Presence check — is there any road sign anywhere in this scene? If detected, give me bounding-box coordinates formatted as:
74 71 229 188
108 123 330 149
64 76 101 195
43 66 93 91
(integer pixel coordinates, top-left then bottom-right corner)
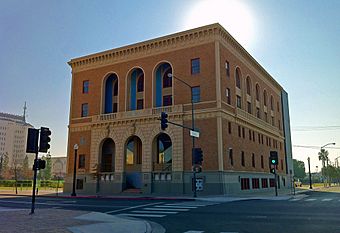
190 130 200 138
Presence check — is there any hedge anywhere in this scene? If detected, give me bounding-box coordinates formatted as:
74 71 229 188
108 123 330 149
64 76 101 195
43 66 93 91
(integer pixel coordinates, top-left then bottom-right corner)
0 180 64 188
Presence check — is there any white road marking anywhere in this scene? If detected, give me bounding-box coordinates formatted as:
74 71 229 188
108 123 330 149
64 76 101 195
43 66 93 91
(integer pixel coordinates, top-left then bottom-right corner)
154 205 197 209
305 198 317 202
118 213 166 218
321 198 332 202
289 199 300 202
105 202 164 214
144 207 189 211
164 203 207 207
183 231 204 233
131 210 178 214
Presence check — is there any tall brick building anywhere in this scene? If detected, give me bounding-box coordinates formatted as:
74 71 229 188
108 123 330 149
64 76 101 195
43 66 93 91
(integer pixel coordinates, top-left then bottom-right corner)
65 23 293 195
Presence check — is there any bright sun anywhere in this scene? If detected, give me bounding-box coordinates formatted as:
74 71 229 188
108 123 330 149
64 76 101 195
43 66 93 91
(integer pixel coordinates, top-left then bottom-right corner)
183 0 256 48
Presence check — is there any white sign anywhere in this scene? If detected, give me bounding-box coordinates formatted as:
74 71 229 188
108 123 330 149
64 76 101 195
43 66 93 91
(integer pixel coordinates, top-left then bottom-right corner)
190 130 200 138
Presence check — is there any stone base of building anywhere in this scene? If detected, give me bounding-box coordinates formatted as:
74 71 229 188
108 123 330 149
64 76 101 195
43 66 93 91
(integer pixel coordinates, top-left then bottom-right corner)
63 171 293 196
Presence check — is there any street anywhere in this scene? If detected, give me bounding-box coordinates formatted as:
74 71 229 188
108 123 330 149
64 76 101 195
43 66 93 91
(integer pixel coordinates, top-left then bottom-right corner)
0 190 339 233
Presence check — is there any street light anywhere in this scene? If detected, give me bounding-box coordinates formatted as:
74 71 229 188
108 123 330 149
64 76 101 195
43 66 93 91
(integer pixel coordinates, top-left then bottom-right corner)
71 144 78 196
167 73 197 197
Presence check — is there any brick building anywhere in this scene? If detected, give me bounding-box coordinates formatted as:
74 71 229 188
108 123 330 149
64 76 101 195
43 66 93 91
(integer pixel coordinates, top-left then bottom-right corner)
65 23 293 195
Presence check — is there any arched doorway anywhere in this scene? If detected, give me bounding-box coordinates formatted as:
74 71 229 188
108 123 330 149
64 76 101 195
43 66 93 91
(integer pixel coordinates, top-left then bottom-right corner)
101 138 115 172
124 136 142 189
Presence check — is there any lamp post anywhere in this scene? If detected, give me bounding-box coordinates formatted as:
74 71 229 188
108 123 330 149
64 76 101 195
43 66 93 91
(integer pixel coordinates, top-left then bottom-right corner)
71 144 78 196
168 73 197 197
320 142 335 187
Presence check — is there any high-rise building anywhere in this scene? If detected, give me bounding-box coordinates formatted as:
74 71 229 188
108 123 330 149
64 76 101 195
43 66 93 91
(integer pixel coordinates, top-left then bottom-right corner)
65 23 293 195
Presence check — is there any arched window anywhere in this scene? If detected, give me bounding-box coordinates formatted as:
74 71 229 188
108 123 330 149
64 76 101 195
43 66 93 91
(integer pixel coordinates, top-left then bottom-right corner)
104 74 118 114
255 84 260 101
128 69 144 111
125 136 142 165
154 63 173 107
246 76 251 95
270 95 274 110
263 90 267 106
235 68 241 89
137 74 144 92
153 133 172 169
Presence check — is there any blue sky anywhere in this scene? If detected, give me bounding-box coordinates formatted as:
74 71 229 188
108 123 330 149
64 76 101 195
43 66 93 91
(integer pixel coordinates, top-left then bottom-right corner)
1 0 339 171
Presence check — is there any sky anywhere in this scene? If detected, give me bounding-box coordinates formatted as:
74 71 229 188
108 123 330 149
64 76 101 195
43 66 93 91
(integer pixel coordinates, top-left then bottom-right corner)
0 0 339 172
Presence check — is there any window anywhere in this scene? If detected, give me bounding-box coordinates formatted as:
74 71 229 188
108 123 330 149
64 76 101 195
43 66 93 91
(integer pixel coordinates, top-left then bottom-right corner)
228 122 232 134
252 153 255 168
246 77 251 95
241 151 245 166
269 178 275 187
81 103 88 117
238 125 241 137
83 80 89 93
263 90 267 106
235 68 241 89
163 71 172 88
249 129 252 140
226 88 231 104
236 95 242 108
163 95 172 106
281 159 284 170
225 61 230 77
78 154 85 169
277 101 280 112
261 155 264 168
264 112 268 122
278 119 281 130
192 86 200 103
255 84 260 101
113 103 118 113
137 75 144 92
229 148 233 166
137 99 144 110
270 96 274 110
253 131 255 142
261 178 268 188
256 107 260 118
76 179 84 190
272 116 275 126
241 178 250 190
247 102 252 114
252 178 260 189
242 127 245 138
191 58 200 74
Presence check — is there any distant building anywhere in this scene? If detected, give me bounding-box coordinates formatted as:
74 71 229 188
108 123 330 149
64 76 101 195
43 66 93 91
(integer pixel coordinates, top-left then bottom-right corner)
0 111 34 169
66 23 293 195
51 156 67 179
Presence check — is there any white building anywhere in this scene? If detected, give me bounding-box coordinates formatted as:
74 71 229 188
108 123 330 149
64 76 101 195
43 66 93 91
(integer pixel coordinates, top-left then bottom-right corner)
0 112 34 168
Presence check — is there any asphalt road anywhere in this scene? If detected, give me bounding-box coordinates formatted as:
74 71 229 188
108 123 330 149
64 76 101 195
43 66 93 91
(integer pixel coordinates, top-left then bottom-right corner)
0 190 339 233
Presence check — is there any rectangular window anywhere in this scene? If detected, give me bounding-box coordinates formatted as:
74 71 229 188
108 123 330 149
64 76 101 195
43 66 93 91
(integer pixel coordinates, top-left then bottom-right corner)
256 107 260 118
236 95 242 108
81 103 88 117
163 95 172 106
281 159 284 170
261 178 268 188
241 151 245 166
269 178 275 187
247 102 252 114
225 61 230 77
76 179 84 190
226 88 231 104
253 131 255 142
78 154 85 169
238 125 241 137
113 103 118 113
241 178 250 190
137 99 144 110
83 80 89 93
229 148 233 166
228 122 232 134
249 129 252 140
191 58 200 74
272 116 275 126
278 119 281 130
192 86 200 103
252 178 260 189
252 153 255 168
261 155 264 168
264 112 268 122
242 127 245 138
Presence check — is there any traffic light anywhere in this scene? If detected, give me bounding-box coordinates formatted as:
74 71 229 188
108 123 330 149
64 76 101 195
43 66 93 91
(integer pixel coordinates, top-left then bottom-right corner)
160 112 168 130
26 128 39 153
269 151 278 165
39 127 51 153
33 159 46 170
193 148 203 165
270 168 275 174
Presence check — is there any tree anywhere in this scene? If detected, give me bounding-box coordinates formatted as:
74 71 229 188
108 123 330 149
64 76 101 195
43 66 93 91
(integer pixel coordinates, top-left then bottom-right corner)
22 155 33 179
318 149 329 186
293 159 306 180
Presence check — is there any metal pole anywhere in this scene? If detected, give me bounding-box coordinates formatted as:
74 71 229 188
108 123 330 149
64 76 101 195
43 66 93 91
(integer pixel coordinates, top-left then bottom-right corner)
71 148 77 196
274 165 278 196
308 157 312 189
30 151 38 214
191 88 197 198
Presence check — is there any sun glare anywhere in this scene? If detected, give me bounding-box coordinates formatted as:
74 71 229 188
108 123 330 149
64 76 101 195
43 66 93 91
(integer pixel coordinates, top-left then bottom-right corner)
183 0 256 48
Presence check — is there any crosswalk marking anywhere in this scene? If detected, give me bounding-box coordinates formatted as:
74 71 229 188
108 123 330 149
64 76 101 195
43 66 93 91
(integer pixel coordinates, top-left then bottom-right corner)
144 207 190 211
131 210 178 214
154 205 198 209
321 198 332 202
119 213 166 218
164 203 207 207
305 198 317 202
289 199 300 202
183 231 204 233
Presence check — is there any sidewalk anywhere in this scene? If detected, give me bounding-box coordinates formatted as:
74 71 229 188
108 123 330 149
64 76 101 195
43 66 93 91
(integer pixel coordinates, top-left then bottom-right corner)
0 207 161 233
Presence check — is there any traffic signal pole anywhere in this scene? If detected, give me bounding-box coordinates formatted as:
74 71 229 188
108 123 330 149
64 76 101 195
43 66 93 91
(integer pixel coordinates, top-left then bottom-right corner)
30 151 39 214
274 165 278 197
